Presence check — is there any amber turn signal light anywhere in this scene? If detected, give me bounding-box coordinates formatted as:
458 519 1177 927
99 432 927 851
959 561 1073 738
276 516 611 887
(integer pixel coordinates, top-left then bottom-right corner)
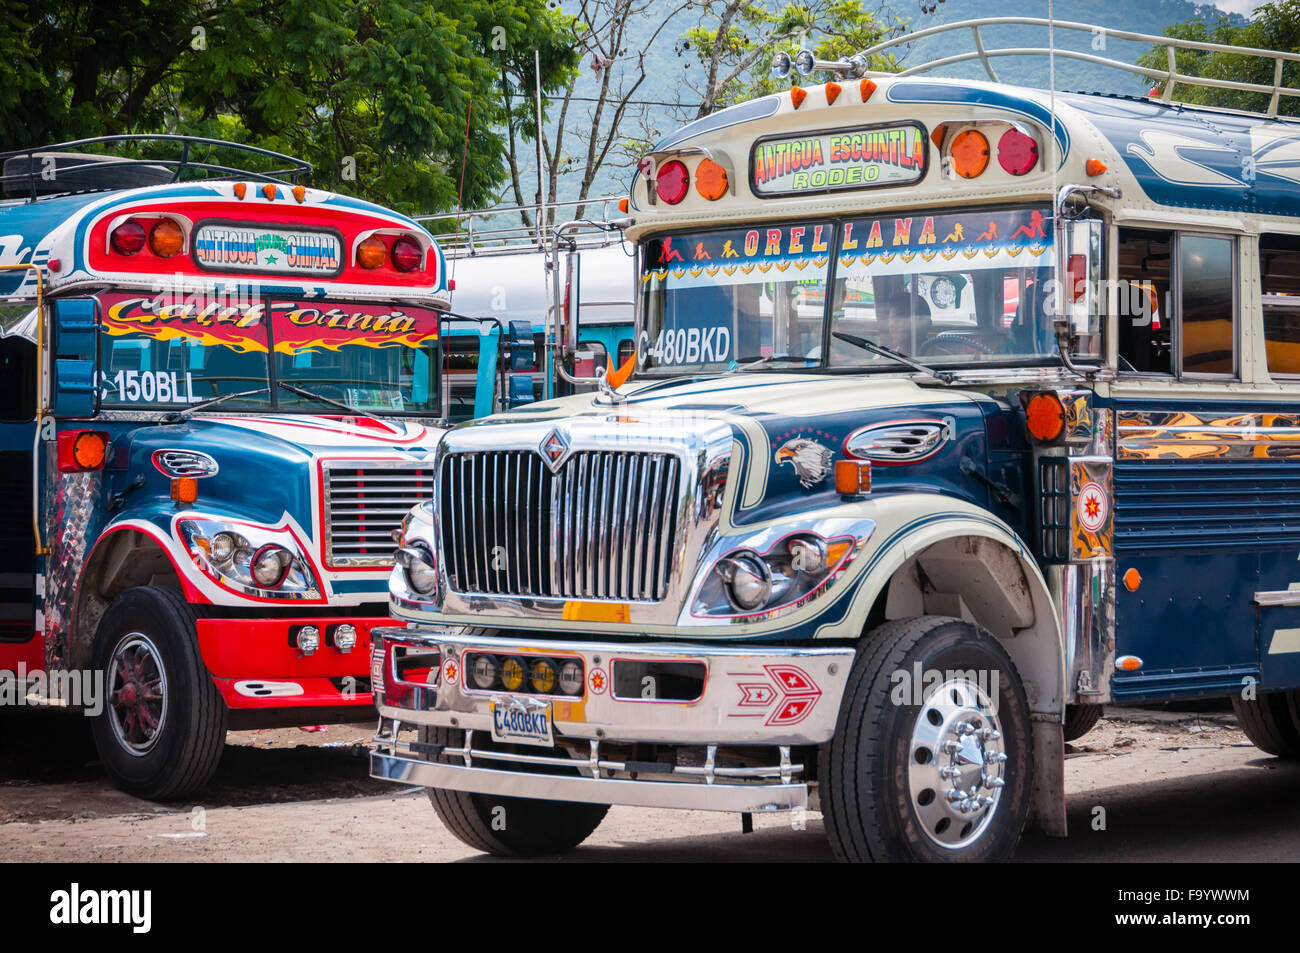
1025 392 1066 443
148 219 184 258
835 459 872 497
951 129 990 179
357 236 387 269
695 158 728 201
57 430 109 473
1123 567 1142 591
170 477 198 504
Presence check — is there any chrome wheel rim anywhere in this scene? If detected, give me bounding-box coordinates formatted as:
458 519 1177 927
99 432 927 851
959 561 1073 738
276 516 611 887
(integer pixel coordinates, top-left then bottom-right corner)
107 633 168 756
907 676 1007 850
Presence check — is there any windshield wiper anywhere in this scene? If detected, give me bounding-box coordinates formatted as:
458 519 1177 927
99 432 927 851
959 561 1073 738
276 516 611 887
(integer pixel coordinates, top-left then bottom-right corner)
276 381 364 417
163 387 271 422
831 331 949 382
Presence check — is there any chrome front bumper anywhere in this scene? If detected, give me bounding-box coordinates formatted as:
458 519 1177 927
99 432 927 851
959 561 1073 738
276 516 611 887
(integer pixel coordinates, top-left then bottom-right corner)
369 626 856 812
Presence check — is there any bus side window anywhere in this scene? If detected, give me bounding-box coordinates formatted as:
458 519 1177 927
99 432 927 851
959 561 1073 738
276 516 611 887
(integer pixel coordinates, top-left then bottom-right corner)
1117 228 1172 374
0 336 36 422
1180 234 1235 375
1260 234 1300 377
1118 229 1235 377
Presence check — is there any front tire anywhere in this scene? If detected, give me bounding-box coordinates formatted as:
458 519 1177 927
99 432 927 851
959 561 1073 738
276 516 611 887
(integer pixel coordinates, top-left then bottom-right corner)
1232 691 1300 757
822 616 1033 862
421 726 608 857
89 586 226 800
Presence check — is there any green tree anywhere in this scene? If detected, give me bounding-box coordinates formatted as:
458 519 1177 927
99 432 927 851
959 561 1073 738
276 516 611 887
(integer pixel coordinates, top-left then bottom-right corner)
1137 1 1300 117
0 0 576 213
680 0 906 119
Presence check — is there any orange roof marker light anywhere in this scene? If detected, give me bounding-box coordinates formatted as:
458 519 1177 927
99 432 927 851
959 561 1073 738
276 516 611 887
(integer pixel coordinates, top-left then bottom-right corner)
262 183 277 200
825 82 841 105
951 129 990 178
695 157 728 201
790 86 807 109
1086 158 1108 177
859 79 877 101
232 182 247 200
292 185 306 203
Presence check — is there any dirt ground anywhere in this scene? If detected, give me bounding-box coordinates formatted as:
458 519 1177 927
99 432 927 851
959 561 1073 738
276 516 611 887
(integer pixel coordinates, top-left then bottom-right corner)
2 704 1298 861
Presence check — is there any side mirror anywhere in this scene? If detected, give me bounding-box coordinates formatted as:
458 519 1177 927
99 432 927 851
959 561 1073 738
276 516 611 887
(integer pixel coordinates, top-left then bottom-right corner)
507 373 534 408
507 320 535 371
50 297 98 418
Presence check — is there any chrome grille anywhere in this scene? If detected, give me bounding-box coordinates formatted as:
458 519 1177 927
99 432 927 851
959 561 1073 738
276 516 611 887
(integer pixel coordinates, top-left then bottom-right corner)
440 450 680 601
324 464 435 566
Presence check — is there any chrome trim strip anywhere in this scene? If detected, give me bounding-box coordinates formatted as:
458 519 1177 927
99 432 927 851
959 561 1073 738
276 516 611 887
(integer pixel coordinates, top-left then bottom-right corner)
1254 590 1300 607
370 752 808 812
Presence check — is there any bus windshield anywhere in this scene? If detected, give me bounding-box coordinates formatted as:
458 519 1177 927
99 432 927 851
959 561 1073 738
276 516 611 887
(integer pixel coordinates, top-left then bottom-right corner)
638 206 1067 375
97 293 440 415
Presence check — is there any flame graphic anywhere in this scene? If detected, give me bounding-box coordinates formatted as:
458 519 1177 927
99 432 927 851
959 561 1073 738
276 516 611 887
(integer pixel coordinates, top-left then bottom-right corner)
98 294 439 355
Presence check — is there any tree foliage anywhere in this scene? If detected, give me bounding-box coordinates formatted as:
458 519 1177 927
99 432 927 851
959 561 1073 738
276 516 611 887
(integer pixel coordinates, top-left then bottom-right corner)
0 0 577 213
680 0 905 118
1137 1 1300 116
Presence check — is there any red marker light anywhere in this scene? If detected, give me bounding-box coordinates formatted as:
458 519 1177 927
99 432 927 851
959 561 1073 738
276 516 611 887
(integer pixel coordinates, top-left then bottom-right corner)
656 160 689 205
997 127 1038 176
390 235 424 272
110 219 147 255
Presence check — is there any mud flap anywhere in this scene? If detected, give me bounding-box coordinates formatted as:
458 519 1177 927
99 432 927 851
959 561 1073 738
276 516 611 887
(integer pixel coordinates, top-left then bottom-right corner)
1027 714 1067 836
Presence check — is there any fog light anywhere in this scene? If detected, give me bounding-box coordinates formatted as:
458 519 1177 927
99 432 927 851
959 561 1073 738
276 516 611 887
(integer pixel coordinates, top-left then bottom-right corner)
529 658 557 694
333 624 356 653
501 657 526 692
296 625 321 655
558 660 583 696
471 654 499 690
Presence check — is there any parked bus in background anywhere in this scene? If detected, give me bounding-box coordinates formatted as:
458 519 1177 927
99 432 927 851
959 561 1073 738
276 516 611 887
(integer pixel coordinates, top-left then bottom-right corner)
419 199 635 423
368 20 1300 862
0 136 450 799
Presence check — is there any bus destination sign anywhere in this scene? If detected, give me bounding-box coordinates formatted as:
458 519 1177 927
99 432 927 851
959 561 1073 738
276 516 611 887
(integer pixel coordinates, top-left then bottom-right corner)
749 122 927 197
193 224 343 277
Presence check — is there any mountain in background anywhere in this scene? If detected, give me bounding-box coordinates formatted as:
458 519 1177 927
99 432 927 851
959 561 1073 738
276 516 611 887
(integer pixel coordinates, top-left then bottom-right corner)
882 0 1245 94
497 0 1249 218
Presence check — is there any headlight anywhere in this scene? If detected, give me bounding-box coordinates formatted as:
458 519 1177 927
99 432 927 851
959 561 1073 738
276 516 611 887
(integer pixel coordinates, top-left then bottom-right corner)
395 542 438 595
695 531 860 619
252 544 293 587
179 519 320 599
715 553 773 611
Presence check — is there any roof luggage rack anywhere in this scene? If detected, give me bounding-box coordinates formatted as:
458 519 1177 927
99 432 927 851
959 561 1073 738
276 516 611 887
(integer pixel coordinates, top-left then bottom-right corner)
418 196 626 259
0 134 312 201
788 17 1300 119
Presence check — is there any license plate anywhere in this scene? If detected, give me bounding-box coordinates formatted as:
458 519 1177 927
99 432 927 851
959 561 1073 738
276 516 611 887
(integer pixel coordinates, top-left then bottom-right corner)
489 698 554 747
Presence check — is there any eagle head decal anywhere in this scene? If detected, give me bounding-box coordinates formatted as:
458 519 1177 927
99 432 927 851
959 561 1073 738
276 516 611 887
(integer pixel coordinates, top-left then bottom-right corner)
775 438 833 488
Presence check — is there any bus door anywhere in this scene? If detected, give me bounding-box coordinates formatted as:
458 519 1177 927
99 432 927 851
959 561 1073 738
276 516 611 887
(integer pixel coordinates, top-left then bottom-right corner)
1112 228 1260 699
0 302 37 647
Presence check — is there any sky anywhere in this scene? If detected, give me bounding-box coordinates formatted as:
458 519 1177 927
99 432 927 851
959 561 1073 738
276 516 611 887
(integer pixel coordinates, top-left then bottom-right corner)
1211 0 1267 13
